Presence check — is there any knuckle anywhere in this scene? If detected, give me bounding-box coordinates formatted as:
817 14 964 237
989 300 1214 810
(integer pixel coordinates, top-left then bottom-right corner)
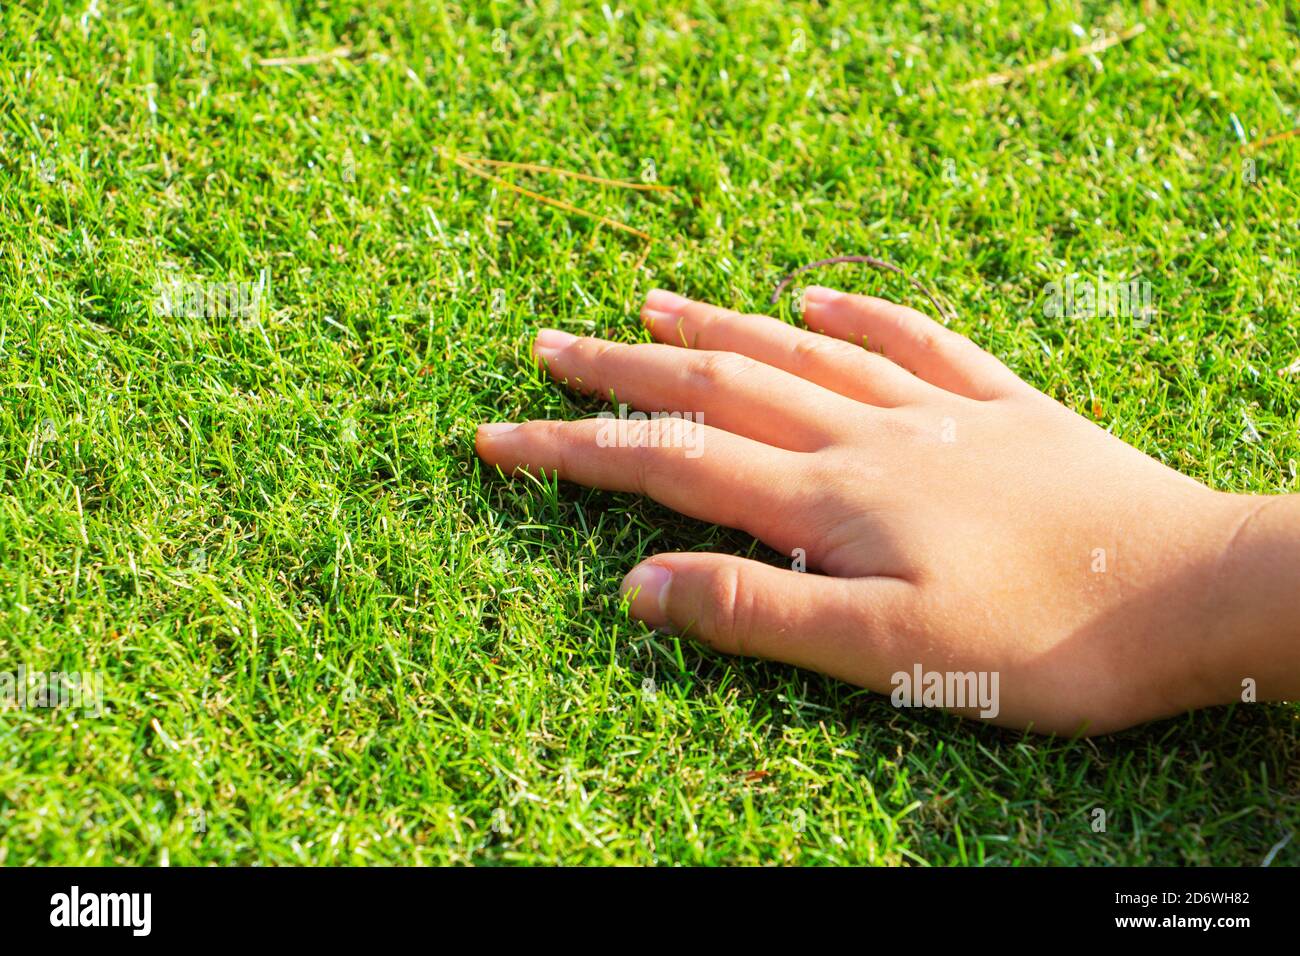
621 421 672 494
703 564 750 651
586 338 624 364
622 416 655 447
505 420 564 477
791 333 852 367
628 441 655 496
908 324 950 359
683 305 728 347
688 350 754 390
538 421 575 473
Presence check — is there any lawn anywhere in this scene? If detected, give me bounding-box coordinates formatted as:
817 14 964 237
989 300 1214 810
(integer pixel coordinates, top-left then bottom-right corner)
1 0 1297 865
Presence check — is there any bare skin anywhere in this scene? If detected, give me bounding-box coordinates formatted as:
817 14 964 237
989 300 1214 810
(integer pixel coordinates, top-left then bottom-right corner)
476 286 1300 735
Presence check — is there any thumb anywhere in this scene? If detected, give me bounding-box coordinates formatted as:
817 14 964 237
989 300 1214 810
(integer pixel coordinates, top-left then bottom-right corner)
619 552 908 688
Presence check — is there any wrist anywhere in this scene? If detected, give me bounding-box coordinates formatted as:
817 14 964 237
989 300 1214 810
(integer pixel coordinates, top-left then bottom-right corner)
1192 492 1300 707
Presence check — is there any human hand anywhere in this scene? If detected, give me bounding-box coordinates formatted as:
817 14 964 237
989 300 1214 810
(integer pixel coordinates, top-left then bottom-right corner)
476 287 1300 734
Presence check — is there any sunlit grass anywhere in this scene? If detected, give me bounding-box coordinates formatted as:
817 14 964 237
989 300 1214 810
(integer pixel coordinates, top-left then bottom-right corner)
0 0 1297 865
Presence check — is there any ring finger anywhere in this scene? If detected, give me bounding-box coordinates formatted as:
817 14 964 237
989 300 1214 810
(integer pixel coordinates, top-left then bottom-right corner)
532 329 860 452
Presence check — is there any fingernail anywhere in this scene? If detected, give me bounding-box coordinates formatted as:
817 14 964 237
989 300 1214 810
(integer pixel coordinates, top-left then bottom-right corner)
620 562 672 628
477 422 520 439
642 288 691 326
534 328 577 360
802 286 841 310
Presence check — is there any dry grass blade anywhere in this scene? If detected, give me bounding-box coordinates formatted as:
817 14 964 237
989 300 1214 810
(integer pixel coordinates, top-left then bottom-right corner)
257 46 352 68
457 156 673 193
769 255 958 323
452 154 654 242
956 23 1146 92
1243 128 1300 153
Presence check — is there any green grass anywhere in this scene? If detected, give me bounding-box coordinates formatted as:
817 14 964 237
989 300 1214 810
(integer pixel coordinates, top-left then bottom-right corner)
1 0 1298 865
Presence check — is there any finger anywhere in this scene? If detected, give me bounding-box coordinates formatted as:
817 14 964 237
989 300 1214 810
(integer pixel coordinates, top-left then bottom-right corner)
639 288 933 407
801 286 1028 400
620 552 913 690
475 418 814 553
531 329 858 452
